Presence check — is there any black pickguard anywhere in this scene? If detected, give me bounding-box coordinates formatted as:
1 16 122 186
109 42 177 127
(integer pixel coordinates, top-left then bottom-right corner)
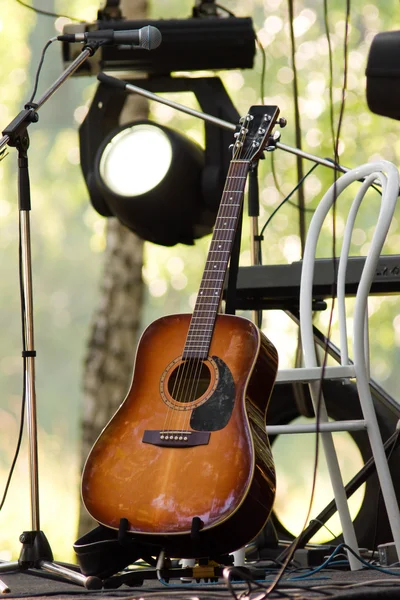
190 356 235 431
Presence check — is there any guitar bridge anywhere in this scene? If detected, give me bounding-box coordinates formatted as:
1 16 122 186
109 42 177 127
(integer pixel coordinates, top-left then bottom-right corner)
142 430 210 448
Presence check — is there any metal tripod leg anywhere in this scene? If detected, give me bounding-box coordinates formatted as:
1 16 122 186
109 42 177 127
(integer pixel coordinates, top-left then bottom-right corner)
0 143 102 591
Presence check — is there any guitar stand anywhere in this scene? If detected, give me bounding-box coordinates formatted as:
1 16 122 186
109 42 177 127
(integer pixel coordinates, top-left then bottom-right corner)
74 517 238 587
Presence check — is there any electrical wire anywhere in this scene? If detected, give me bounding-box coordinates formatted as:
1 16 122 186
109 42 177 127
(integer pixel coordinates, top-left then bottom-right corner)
213 2 266 104
27 37 57 105
293 543 400 579
215 4 235 17
0 25 65 513
255 36 266 106
245 3 354 594
287 0 306 253
369 427 400 561
323 0 336 154
15 0 86 22
259 163 319 238
0 215 27 512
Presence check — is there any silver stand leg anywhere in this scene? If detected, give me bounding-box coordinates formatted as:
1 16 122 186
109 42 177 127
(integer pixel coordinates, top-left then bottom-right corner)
0 189 102 591
0 45 104 591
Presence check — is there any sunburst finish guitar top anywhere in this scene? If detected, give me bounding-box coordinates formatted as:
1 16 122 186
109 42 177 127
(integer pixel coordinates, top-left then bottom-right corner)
81 106 281 558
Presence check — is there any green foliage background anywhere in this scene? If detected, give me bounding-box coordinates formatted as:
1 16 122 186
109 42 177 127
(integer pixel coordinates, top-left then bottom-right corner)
0 0 399 560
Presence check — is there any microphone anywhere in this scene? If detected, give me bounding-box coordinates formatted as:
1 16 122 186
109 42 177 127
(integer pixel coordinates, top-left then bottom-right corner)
57 25 162 50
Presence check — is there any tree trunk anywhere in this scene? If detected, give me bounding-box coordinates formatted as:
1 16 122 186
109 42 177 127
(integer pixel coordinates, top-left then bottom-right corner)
77 0 148 539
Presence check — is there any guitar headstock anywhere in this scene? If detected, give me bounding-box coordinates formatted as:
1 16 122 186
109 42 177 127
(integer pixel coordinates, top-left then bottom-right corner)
232 105 283 162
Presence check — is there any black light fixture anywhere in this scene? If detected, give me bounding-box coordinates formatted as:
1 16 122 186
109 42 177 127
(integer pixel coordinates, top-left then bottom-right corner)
366 30 400 121
91 119 207 246
62 16 256 76
79 76 240 246
74 0 255 245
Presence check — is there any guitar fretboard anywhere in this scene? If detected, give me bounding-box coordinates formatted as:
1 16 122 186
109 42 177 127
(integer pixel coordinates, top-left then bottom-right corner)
182 160 250 360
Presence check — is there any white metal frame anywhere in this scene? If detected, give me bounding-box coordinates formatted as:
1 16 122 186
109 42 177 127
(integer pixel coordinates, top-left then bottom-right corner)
267 161 400 569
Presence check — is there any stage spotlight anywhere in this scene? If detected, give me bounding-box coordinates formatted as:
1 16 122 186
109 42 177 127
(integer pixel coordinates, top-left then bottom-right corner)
98 122 174 197
89 119 212 246
79 75 240 247
366 30 400 120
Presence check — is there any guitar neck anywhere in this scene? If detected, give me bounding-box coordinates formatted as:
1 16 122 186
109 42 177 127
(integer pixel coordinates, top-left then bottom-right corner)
183 159 250 360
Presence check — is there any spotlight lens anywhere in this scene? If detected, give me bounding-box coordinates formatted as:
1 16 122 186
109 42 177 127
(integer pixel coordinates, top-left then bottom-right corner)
99 124 173 197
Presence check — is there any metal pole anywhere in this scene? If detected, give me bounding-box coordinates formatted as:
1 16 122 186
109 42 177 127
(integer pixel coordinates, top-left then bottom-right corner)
114 77 349 173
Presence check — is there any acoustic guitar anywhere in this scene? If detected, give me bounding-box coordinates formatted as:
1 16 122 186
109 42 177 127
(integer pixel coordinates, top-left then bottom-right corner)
81 106 280 559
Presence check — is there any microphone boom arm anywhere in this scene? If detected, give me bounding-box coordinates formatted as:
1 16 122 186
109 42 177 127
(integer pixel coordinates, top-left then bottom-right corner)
97 72 349 174
0 45 95 152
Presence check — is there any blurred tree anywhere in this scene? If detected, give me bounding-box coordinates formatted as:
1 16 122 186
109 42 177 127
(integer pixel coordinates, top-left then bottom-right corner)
77 0 148 537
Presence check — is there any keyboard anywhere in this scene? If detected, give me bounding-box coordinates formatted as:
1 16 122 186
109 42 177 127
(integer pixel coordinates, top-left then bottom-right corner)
226 255 400 310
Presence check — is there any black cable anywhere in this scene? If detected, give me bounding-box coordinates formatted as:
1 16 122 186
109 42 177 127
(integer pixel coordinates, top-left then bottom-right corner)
0 373 26 512
369 427 400 561
323 0 336 154
255 36 266 105
214 3 266 105
320 0 351 378
259 163 319 238
0 214 27 512
231 393 324 597
287 0 306 255
15 0 85 22
215 3 235 17
27 38 55 104
259 3 353 588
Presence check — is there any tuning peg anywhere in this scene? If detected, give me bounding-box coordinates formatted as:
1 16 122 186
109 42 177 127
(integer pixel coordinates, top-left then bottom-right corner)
265 131 281 152
278 117 287 128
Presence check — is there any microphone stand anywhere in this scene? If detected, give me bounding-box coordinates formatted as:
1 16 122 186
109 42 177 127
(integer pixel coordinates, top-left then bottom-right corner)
0 42 104 591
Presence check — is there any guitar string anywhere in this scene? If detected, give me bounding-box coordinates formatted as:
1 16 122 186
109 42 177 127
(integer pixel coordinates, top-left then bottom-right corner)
170 159 240 435
162 115 267 438
170 120 260 436
178 118 267 436
181 129 254 433
183 140 260 429
178 157 246 434
178 133 253 435
158 155 242 435
165 152 245 435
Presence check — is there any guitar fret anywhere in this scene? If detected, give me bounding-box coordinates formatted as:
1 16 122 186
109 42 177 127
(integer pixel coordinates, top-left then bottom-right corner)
185 344 211 348
182 144 254 358
188 329 216 344
200 279 224 282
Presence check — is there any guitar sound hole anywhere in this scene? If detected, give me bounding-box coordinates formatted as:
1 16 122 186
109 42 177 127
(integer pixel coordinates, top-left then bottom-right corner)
167 360 211 404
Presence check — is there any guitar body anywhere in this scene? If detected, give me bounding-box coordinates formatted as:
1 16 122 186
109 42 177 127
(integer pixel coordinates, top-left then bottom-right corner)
82 313 278 558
